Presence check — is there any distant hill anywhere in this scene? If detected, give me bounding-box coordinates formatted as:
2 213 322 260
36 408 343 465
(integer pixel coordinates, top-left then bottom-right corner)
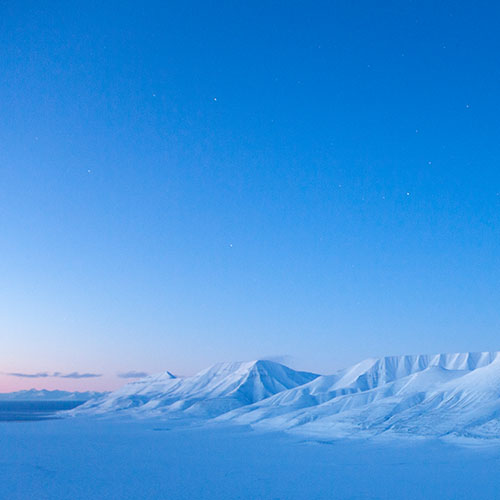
0 389 106 401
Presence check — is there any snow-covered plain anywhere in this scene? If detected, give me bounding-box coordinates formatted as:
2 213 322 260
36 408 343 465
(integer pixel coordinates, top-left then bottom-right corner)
2 417 500 500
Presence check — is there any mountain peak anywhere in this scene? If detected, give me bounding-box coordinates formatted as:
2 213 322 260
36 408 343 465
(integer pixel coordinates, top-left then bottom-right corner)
72 359 318 417
220 350 500 439
68 351 500 440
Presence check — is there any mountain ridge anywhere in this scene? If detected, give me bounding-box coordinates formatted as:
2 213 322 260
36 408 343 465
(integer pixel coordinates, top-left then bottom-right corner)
0 389 105 401
68 352 500 440
71 359 319 417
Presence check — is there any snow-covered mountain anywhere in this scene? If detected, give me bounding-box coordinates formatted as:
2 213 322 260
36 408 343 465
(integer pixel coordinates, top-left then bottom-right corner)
0 389 105 401
220 352 500 439
72 360 319 417
69 352 500 440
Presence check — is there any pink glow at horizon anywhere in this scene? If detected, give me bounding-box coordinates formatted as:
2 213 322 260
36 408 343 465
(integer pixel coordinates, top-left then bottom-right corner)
0 374 124 394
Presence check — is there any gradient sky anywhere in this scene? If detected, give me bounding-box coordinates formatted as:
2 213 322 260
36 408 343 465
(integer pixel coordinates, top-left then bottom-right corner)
1 1 500 391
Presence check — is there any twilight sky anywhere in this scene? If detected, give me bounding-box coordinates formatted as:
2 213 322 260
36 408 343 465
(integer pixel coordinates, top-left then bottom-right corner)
1 1 500 391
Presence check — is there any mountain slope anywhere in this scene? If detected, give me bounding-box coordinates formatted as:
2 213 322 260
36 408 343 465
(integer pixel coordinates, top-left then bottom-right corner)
220 352 500 439
70 352 500 440
73 360 319 417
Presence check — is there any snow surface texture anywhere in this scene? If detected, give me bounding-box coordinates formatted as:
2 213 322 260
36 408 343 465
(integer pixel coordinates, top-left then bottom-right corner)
0 389 104 401
3 418 500 500
70 353 500 440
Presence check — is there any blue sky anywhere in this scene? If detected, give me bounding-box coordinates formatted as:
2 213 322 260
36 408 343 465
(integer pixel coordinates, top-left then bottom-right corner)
1 1 500 390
